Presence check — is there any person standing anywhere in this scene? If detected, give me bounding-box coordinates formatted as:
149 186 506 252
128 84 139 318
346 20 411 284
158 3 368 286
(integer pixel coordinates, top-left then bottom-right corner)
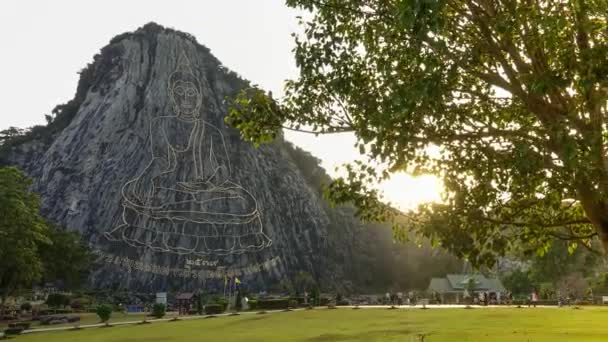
531 290 539 307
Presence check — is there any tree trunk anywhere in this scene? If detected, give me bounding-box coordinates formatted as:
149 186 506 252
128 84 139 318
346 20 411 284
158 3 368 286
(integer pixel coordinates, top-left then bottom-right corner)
595 219 608 253
0 295 6 321
578 189 608 251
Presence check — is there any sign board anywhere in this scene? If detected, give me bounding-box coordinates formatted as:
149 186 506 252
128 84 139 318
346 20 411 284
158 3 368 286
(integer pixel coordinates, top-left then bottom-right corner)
156 292 167 305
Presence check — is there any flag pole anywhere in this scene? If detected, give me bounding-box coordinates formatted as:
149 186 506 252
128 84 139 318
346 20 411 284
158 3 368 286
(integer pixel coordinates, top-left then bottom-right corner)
223 273 228 303
228 277 233 311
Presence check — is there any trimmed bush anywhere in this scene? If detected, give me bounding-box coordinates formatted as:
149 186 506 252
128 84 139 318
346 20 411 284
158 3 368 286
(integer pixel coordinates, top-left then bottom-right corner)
257 299 289 310
46 293 71 308
289 296 305 305
152 303 166 318
195 295 204 315
248 299 258 311
205 304 224 315
53 309 73 314
96 304 113 323
67 316 81 323
9 322 31 330
40 315 70 325
70 298 91 311
4 327 24 335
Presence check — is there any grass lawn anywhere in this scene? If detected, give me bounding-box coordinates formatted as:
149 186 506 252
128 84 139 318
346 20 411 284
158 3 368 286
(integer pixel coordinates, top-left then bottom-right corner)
12 307 608 341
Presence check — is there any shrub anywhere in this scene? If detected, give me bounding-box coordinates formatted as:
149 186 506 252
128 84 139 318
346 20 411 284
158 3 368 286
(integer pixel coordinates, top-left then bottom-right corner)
20 302 32 311
215 297 228 310
54 308 73 314
248 299 258 311
9 322 31 330
70 299 84 310
288 299 299 308
67 316 81 323
46 293 70 308
4 327 24 335
257 299 289 310
96 304 113 323
235 291 243 311
195 295 204 315
289 296 305 305
205 304 224 315
152 303 166 318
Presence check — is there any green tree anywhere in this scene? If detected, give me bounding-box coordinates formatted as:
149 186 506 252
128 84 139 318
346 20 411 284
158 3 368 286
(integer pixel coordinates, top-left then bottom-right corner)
38 225 91 290
0 167 90 317
525 240 598 285
293 271 317 294
0 167 50 316
96 304 113 324
227 0 608 265
0 127 25 144
235 291 243 311
195 292 204 315
502 269 535 296
152 303 166 318
46 293 71 308
20 302 32 312
590 272 608 295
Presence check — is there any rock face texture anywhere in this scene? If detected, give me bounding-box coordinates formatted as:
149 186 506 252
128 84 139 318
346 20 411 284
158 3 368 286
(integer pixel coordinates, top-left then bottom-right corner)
3 23 368 292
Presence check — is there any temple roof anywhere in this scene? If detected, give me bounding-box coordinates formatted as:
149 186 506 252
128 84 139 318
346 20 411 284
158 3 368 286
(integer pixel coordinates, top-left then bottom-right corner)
429 274 506 293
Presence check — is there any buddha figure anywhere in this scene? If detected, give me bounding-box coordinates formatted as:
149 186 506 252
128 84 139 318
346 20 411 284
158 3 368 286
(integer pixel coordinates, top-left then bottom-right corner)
105 53 272 256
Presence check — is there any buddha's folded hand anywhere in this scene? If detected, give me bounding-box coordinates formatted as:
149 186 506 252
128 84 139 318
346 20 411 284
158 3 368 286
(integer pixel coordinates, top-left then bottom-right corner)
125 191 145 207
177 179 213 192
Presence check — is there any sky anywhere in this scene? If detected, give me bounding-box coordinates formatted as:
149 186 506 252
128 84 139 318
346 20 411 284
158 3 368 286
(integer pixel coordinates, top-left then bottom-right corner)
0 0 441 210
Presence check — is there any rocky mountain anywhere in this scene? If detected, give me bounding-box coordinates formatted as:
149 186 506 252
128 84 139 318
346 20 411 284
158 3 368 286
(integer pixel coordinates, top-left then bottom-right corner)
2 23 460 293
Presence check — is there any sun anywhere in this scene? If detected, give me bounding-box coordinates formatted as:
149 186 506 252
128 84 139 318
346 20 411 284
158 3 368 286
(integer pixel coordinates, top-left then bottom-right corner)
378 173 443 211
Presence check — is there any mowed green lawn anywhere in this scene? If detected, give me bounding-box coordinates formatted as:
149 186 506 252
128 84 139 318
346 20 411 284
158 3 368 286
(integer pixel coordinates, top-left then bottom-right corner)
14 307 608 342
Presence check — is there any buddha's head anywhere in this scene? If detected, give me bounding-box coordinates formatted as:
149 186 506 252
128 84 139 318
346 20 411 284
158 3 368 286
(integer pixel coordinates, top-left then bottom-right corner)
168 53 202 120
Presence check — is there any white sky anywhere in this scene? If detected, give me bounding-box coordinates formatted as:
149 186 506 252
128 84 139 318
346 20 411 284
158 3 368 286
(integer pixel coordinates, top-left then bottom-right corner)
0 0 441 210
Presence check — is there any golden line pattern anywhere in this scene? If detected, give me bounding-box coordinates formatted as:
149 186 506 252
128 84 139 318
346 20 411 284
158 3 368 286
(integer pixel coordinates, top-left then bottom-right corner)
105 52 272 256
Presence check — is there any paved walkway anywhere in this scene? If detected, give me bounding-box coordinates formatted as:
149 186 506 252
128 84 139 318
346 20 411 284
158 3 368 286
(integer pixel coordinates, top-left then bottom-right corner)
21 309 298 334
20 304 550 334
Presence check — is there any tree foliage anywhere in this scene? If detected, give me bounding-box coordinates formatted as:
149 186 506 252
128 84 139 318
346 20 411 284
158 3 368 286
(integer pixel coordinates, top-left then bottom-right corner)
0 167 50 311
96 304 113 323
227 0 608 266
152 303 166 318
46 293 71 308
0 166 90 315
281 140 462 291
501 269 535 296
38 224 91 289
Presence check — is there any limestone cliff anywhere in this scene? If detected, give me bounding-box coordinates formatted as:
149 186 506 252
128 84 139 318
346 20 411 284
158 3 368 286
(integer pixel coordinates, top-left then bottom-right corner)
2 23 364 291
3 23 460 292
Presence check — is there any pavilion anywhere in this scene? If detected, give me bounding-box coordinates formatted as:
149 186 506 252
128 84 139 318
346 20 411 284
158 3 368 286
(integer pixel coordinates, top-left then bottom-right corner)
428 274 506 304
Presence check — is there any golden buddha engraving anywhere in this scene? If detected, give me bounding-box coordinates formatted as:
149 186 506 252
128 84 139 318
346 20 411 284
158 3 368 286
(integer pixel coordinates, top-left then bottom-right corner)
105 52 272 256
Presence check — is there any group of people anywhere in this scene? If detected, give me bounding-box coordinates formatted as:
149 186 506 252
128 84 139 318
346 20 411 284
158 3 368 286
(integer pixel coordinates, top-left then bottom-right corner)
383 291 418 306
465 290 514 305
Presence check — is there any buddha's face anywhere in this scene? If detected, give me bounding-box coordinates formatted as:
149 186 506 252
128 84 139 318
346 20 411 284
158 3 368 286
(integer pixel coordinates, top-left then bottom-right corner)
171 80 200 117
